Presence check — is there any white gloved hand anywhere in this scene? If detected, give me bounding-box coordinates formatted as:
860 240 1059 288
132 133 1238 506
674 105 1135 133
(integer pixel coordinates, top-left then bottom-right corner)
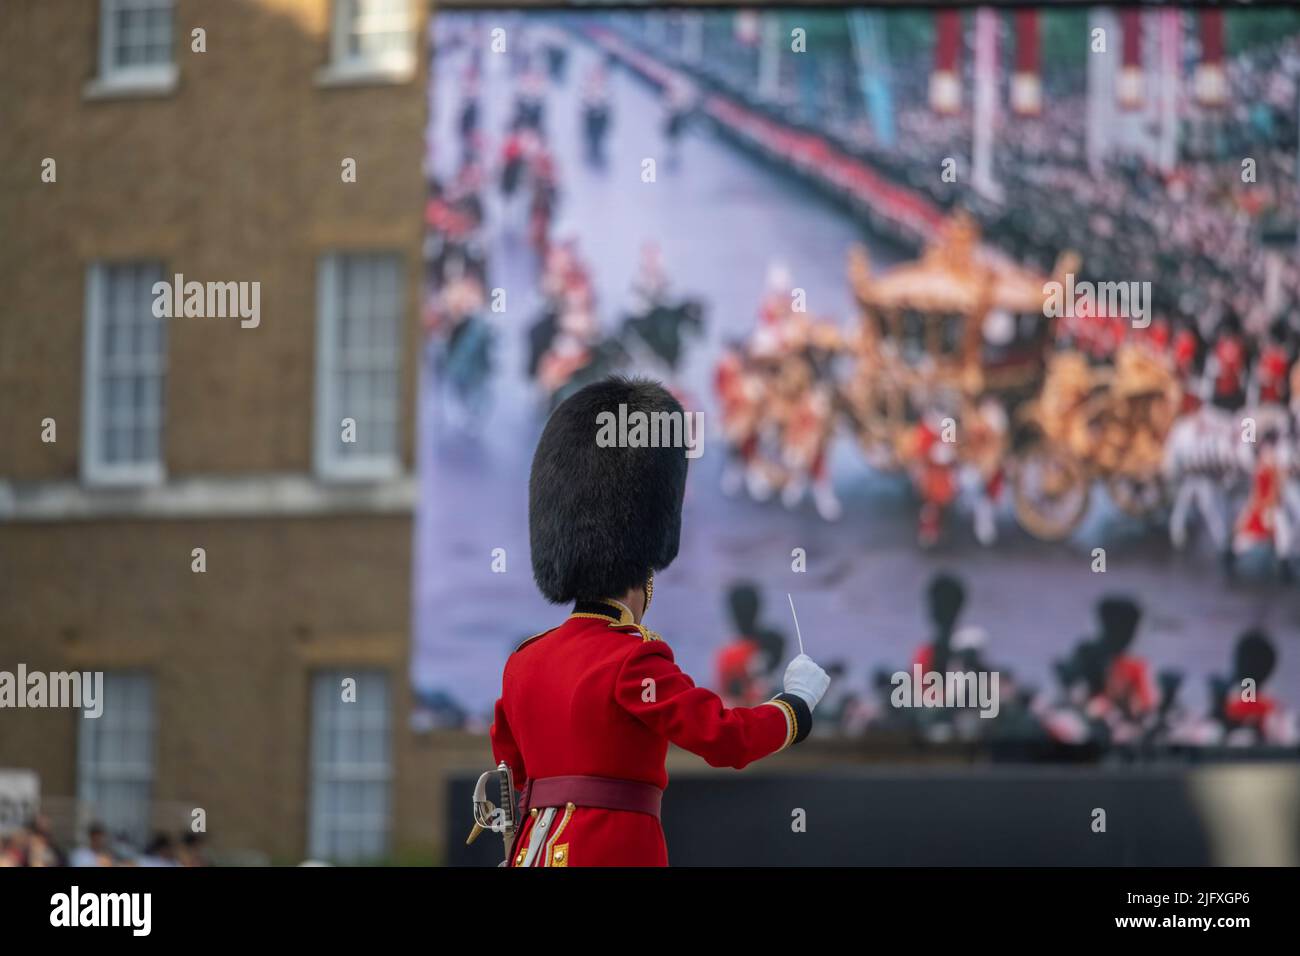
783 653 831 710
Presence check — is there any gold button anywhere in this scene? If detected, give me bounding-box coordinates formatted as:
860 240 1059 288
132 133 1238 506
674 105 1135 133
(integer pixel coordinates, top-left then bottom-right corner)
554 850 565 861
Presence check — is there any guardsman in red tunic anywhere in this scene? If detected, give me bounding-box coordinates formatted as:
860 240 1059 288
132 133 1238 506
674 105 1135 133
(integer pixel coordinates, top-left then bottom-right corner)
909 412 958 548
1171 324 1203 414
491 377 831 866
1253 323 1291 407
1206 313 1248 411
1233 431 1289 577
1221 629 1282 740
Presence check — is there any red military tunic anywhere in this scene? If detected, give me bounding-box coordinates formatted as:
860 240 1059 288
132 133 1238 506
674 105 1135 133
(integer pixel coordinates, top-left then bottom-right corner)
490 599 803 866
1257 344 1290 405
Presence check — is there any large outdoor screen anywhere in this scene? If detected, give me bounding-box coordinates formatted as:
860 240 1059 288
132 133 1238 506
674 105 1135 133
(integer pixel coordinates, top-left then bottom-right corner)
413 8 1300 752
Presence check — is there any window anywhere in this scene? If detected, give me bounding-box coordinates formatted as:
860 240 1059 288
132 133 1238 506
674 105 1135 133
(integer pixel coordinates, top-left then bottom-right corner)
308 671 392 863
314 253 403 480
82 262 168 486
324 0 414 81
94 0 177 92
77 673 155 848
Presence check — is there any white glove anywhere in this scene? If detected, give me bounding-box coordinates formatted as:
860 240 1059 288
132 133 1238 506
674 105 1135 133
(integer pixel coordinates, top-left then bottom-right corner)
783 654 831 710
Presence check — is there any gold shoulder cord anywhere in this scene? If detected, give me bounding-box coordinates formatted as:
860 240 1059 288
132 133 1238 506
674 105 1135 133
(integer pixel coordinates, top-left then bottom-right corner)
638 572 660 641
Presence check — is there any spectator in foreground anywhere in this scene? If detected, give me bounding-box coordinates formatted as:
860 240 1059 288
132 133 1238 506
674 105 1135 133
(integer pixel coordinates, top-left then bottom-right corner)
22 822 60 867
24 814 66 866
69 822 114 867
137 832 178 867
179 831 211 867
0 833 23 866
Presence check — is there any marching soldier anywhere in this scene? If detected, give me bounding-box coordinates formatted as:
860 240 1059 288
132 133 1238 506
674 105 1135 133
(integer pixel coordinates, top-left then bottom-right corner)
490 377 831 866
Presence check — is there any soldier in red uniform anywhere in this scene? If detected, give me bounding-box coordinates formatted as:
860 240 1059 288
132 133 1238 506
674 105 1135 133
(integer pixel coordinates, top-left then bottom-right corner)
1219 629 1284 741
1252 322 1292 407
1233 430 1291 579
491 378 831 866
1170 322 1203 414
1205 312 1248 411
909 411 958 548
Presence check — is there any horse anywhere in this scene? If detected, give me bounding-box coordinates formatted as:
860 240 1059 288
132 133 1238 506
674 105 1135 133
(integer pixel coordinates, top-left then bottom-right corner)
619 297 706 374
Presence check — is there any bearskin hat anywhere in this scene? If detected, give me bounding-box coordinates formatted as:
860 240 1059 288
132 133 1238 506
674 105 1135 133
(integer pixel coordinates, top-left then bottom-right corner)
529 377 689 604
1233 628 1276 684
1097 595 1142 653
727 582 761 634
926 572 966 631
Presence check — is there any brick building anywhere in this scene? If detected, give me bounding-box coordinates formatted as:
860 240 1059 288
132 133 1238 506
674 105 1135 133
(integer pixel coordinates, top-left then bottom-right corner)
0 0 459 863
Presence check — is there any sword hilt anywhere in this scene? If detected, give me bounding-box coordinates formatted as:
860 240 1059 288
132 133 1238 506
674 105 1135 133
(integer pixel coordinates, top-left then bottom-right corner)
496 760 516 832
471 762 518 863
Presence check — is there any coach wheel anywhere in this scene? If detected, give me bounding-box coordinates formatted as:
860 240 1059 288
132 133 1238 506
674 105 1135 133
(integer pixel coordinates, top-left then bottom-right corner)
1013 442 1091 540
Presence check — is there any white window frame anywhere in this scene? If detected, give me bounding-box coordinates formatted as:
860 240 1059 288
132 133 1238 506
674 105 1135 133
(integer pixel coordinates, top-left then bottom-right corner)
308 670 393 863
82 262 168 488
77 672 156 848
318 0 415 86
88 0 178 97
314 252 404 482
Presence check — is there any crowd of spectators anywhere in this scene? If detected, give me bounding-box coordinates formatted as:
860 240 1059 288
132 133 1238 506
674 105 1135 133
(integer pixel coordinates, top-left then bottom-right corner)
639 20 1300 346
0 816 210 867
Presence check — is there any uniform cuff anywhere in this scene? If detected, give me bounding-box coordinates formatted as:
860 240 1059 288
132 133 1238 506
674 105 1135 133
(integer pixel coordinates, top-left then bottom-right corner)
771 693 813 747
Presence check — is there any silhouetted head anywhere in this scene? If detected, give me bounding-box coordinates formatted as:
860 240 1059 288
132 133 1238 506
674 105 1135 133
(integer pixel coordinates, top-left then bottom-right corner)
1269 319 1290 346
1233 628 1277 686
727 582 761 633
87 823 107 851
145 833 174 859
1097 596 1142 655
927 573 966 634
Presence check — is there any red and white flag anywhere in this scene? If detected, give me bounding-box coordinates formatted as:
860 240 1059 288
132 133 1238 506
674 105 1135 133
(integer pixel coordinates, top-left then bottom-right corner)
930 10 962 115
1194 11 1227 108
1118 9 1144 111
1011 11 1042 117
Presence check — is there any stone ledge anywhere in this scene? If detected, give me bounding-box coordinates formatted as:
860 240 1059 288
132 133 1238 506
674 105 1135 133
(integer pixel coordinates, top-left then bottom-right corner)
0 473 416 522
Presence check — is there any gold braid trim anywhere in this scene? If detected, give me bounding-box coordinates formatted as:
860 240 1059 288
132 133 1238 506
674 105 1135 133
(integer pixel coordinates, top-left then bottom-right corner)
764 699 798 750
544 803 575 867
569 598 636 626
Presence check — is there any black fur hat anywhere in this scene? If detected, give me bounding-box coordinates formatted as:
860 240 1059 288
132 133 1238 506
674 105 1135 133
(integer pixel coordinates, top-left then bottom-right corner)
529 377 689 604
727 582 761 633
1097 596 1142 653
1233 628 1276 684
926 572 966 630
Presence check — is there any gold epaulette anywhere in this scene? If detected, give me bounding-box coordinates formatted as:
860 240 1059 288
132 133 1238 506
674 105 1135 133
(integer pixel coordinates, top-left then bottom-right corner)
514 628 556 653
610 622 663 643
633 624 662 643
